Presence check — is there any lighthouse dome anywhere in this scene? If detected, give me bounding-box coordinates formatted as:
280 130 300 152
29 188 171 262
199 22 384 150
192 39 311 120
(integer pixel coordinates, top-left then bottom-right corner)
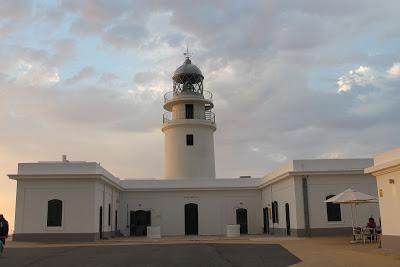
173 58 204 84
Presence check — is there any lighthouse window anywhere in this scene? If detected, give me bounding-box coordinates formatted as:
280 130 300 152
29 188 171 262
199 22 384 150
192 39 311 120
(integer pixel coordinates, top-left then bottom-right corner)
186 134 194 146
185 104 194 119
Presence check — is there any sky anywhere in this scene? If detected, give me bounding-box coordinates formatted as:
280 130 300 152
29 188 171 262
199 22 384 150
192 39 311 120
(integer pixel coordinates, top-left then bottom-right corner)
1 0 400 231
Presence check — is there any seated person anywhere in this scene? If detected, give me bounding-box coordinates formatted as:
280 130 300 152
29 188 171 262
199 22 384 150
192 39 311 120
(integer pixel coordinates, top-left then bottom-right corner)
367 217 376 228
366 217 378 241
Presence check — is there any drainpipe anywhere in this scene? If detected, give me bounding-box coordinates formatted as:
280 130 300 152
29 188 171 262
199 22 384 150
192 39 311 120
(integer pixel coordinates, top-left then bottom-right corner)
103 183 106 237
111 188 113 234
302 176 311 237
271 185 274 235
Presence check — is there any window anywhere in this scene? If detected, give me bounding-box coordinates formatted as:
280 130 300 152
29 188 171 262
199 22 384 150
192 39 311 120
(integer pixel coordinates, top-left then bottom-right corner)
108 204 111 226
185 104 194 119
272 201 279 224
186 134 193 146
326 195 342 222
47 199 62 227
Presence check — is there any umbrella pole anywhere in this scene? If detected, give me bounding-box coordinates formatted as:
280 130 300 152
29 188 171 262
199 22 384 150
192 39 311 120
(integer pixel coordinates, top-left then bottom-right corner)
355 203 358 227
350 204 356 242
350 204 354 228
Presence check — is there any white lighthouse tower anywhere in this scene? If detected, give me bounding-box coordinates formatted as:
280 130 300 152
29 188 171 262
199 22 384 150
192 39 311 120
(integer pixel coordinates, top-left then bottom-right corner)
162 52 216 180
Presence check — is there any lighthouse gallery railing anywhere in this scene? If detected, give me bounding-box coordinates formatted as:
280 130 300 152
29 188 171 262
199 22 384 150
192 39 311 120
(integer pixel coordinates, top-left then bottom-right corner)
163 110 215 124
164 90 213 103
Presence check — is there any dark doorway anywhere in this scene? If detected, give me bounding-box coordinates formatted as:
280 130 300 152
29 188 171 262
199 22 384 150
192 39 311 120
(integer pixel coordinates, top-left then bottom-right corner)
115 210 118 236
236 208 248 234
263 207 270 234
185 104 194 119
130 210 151 236
99 206 103 239
185 203 198 235
325 195 342 222
285 203 291 236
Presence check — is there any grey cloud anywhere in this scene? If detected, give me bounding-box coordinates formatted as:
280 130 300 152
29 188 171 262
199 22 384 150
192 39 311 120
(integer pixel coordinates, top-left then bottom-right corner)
134 72 161 85
50 39 76 65
0 0 33 19
64 66 96 84
102 23 149 50
69 17 107 36
99 72 119 83
1 0 400 179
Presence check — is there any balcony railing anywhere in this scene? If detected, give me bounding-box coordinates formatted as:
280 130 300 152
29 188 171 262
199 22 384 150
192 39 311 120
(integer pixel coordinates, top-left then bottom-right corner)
163 110 216 124
164 90 213 104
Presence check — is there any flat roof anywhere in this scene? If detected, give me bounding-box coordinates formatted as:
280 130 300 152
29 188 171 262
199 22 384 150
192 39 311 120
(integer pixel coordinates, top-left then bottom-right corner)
259 158 373 187
10 158 373 191
365 147 400 174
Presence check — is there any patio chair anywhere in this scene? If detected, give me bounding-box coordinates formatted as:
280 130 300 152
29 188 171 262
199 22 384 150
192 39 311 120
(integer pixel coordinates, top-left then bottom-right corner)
371 228 380 243
353 227 363 242
362 227 375 244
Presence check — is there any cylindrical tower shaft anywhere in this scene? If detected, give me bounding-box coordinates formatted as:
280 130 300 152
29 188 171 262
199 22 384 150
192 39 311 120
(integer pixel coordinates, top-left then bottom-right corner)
162 55 216 180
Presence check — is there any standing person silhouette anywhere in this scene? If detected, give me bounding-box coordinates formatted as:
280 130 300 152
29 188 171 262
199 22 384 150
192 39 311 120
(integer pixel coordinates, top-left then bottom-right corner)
0 214 9 255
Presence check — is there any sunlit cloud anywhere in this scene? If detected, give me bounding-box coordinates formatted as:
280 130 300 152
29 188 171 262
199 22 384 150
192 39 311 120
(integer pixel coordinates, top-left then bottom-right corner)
337 66 374 93
1 0 400 233
387 62 400 78
12 60 60 86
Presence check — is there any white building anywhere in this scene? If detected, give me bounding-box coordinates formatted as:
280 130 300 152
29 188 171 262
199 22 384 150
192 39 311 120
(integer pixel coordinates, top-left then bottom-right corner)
365 148 400 251
9 55 380 242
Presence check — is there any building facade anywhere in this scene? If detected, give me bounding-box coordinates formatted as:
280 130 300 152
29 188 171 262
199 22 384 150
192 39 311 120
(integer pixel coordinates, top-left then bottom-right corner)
365 148 400 251
8 55 381 242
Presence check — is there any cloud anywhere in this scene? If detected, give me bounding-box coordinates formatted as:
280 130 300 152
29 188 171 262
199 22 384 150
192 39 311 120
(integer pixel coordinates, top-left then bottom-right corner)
99 72 118 84
64 66 96 84
102 23 149 50
1 0 400 180
50 39 76 65
2 1 400 232
133 71 170 94
337 66 375 93
12 60 60 86
0 0 32 19
387 62 400 78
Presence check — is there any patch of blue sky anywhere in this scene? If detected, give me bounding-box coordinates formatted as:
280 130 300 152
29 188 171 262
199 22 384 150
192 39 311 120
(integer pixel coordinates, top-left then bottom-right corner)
307 31 396 93
60 36 145 90
307 67 342 93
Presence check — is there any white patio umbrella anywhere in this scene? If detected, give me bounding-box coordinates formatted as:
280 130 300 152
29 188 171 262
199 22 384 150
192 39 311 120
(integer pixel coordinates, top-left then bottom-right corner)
324 188 378 228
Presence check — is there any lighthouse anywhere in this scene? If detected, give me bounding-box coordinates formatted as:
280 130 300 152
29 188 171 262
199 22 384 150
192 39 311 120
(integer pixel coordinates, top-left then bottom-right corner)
162 52 216 179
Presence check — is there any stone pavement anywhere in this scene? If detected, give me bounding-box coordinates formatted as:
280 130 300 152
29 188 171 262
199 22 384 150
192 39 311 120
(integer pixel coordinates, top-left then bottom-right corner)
1 235 400 267
1 243 300 267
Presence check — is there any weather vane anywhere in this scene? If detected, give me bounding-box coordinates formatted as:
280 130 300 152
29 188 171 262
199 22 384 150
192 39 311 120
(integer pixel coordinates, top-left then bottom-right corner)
184 46 191 59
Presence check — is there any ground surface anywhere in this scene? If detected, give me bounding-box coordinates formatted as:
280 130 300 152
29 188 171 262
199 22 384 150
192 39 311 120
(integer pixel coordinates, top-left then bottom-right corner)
1 235 400 267
1 243 299 267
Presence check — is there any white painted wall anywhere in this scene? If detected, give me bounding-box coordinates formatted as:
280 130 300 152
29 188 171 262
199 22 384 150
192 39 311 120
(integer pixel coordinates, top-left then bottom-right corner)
163 125 216 179
14 179 96 234
171 102 206 120
261 176 299 231
119 189 261 236
11 158 381 239
163 95 216 180
306 174 379 229
260 174 380 233
376 171 400 236
94 181 121 235
365 148 400 238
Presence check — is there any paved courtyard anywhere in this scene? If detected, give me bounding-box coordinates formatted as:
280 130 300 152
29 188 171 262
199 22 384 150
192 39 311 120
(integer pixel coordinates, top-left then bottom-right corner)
1 236 400 267
1 243 299 267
